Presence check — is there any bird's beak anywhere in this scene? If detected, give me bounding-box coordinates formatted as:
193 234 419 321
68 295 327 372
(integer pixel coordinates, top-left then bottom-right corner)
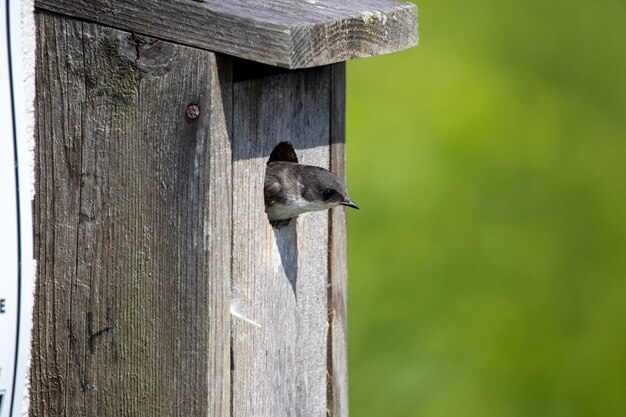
340 199 359 210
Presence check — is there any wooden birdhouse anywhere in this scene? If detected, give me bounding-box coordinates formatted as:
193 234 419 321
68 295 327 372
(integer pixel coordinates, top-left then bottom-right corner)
30 1 418 415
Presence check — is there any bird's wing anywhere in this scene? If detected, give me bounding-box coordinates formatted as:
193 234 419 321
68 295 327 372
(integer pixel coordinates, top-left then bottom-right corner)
264 169 288 205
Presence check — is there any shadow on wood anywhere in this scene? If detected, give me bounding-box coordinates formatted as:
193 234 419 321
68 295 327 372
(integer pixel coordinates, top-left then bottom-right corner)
273 224 299 299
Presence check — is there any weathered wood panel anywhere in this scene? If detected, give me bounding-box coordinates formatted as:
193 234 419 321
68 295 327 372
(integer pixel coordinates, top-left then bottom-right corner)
31 12 231 416
34 0 418 69
328 62 349 417
230 62 333 417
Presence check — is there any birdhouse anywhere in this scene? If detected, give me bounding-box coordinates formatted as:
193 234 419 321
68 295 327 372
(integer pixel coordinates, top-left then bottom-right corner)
30 1 418 415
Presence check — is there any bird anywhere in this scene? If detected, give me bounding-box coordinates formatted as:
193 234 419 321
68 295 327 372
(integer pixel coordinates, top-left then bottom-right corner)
264 161 359 228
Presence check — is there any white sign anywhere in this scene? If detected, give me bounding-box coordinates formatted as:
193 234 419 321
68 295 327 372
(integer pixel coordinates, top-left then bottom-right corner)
1 0 35 416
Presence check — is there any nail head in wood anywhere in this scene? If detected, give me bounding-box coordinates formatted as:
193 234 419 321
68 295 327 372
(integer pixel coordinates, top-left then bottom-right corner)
187 104 200 119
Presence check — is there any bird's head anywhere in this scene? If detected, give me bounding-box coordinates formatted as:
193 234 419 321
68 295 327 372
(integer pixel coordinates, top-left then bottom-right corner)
301 166 359 211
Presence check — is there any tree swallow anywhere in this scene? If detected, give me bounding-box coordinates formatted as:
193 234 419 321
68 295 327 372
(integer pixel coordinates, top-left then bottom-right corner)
264 161 359 228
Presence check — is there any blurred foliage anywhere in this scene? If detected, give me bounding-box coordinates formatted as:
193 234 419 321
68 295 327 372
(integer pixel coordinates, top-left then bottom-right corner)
345 0 626 416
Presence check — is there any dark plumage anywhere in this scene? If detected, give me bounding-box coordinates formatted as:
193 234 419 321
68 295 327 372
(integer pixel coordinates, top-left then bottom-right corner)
264 161 358 228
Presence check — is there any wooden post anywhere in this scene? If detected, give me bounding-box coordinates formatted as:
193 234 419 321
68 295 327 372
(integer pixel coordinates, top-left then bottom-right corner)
30 1 417 416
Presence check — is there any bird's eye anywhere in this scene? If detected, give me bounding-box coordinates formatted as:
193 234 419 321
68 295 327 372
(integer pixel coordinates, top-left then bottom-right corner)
321 188 335 201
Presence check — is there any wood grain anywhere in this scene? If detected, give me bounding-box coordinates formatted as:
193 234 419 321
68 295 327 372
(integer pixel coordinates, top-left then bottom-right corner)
230 61 332 417
328 62 349 417
32 11 353 416
34 0 418 69
31 12 230 416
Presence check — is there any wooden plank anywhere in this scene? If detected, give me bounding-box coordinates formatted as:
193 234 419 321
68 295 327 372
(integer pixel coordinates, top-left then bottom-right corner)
328 62 349 417
30 12 231 416
230 61 332 417
34 0 418 69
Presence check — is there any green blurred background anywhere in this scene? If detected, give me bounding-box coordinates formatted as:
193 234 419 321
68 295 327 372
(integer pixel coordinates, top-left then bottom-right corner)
345 0 626 416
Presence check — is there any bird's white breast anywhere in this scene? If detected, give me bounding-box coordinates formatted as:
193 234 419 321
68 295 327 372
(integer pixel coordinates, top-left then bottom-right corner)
266 198 331 221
